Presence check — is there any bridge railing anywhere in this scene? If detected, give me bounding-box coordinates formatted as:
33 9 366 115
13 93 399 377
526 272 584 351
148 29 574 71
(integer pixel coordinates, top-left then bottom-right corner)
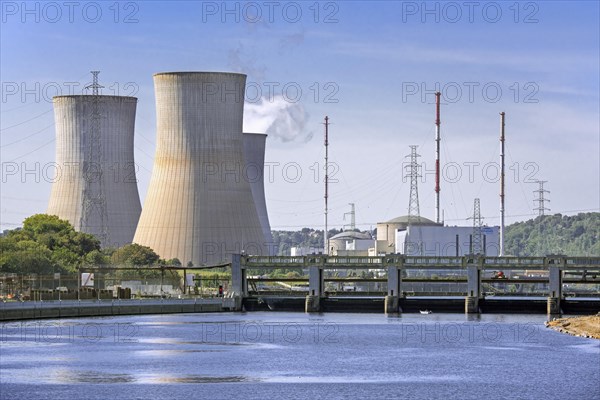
241 255 600 271
325 257 383 265
565 257 600 268
244 256 306 266
483 257 546 268
403 257 463 266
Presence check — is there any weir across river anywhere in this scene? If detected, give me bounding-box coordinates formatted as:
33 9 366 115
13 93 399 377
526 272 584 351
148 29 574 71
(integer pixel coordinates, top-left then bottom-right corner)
231 254 600 315
2 255 599 321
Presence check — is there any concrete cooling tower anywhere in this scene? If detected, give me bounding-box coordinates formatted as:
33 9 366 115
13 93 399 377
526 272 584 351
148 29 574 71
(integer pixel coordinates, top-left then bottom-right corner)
243 133 274 253
47 95 141 248
134 72 268 266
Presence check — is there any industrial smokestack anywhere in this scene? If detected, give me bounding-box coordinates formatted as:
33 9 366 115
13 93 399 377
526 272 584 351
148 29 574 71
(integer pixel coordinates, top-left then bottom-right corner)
324 116 330 255
500 112 506 256
134 72 266 266
243 132 274 254
47 94 141 248
435 91 441 224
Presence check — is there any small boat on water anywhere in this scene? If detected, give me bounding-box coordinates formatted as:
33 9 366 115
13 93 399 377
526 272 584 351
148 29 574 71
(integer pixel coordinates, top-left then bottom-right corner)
420 310 432 314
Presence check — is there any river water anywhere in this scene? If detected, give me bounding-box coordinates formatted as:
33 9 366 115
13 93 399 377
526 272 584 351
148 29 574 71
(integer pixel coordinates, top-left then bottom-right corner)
1 312 599 399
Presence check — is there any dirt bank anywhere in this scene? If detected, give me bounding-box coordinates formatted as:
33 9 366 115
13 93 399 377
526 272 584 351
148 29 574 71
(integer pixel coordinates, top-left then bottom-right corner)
545 315 600 339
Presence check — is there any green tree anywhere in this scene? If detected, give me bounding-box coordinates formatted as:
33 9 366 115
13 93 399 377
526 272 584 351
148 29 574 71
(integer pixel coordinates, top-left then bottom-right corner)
167 258 182 266
111 243 160 266
0 239 53 274
0 214 100 274
83 249 110 266
110 244 162 280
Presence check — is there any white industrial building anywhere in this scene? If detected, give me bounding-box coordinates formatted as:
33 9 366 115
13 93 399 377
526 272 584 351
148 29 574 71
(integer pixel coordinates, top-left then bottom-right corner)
329 231 374 256
373 215 440 255
290 246 324 256
395 225 500 256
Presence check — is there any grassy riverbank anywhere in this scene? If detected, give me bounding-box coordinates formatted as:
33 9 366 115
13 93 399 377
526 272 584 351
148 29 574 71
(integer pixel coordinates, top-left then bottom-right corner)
546 315 600 339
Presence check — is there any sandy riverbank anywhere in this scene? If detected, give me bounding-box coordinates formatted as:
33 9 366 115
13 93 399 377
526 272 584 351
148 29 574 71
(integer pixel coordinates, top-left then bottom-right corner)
545 315 600 339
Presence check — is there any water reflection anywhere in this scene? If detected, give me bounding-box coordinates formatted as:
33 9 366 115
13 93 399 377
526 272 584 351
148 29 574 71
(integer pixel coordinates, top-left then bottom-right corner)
262 375 463 383
142 375 255 384
134 349 222 356
53 370 136 384
138 338 251 346
51 370 253 384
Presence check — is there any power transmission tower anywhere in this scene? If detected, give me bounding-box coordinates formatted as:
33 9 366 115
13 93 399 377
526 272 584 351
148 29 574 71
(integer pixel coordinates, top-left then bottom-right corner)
533 180 550 216
435 91 441 224
81 71 109 246
405 145 421 222
469 198 484 255
404 145 422 255
343 203 356 231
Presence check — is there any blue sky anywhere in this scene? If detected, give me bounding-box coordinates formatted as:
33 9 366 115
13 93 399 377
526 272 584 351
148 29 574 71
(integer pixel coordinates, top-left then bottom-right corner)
1 1 599 231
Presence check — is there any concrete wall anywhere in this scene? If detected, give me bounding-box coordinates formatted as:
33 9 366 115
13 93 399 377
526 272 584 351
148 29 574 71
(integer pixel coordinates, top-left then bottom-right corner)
330 238 374 255
47 95 141 248
370 240 392 256
346 238 374 251
336 249 370 256
134 72 266 266
0 298 235 321
242 133 273 254
329 238 346 254
291 247 324 256
376 223 401 251
376 217 439 253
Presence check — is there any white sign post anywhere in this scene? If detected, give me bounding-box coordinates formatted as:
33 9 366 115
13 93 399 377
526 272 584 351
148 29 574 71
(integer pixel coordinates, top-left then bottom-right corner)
185 274 195 295
82 273 94 287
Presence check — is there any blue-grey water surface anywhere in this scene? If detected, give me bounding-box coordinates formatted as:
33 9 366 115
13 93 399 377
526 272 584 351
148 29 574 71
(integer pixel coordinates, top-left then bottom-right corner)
1 312 599 399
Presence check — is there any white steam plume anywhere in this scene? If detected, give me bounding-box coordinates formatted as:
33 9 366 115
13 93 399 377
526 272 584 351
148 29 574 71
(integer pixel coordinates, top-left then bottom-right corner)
244 96 313 143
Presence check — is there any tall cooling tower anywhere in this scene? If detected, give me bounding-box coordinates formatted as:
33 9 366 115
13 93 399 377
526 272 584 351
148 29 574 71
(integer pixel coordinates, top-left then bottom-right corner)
243 133 274 253
134 72 267 266
47 95 141 248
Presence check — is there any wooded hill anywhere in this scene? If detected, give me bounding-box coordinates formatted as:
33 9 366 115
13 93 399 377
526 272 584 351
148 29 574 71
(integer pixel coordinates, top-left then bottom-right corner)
504 212 599 257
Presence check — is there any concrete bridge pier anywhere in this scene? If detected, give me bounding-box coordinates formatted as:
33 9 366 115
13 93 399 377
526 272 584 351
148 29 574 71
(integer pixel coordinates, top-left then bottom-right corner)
305 294 320 313
547 265 562 315
305 266 323 313
465 296 479 314
231 254 246 311
385 266 402 314
465 262 481 314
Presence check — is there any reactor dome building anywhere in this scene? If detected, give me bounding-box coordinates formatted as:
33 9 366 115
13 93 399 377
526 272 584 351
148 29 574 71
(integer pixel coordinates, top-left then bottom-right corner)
47 93 142 248
133 72 270 266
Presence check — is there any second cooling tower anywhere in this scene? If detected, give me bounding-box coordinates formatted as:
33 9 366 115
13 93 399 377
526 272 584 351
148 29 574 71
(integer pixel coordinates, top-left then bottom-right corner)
243 133 274 253
134 72 268 265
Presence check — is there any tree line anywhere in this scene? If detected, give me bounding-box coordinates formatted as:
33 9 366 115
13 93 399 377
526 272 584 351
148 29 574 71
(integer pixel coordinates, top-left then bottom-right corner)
1 212 598 276
0 214 177 276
